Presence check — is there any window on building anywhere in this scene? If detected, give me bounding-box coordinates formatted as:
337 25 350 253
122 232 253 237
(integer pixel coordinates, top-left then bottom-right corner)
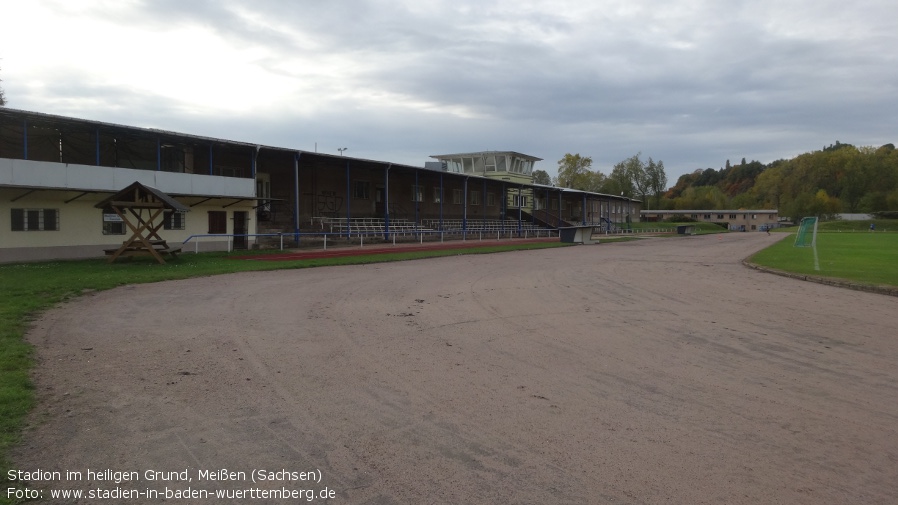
703 214 711 219
353 181 370 200
208 211 227 234
100 208 125 235
691 214 698 219
470 190 481 206
729 214 737 219
433 187 441 204
163 211 186 230
452 189 463 205
717 214 724 219
752 214 757 219
411 185 424 202
486 193 496 206
11 208 59 231
514 195 528 208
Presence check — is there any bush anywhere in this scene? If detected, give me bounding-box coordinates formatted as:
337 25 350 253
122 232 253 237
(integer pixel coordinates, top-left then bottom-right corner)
872 211 898 219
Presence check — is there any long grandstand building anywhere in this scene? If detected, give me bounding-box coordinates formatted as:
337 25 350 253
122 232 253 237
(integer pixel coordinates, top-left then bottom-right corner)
0 108 641 262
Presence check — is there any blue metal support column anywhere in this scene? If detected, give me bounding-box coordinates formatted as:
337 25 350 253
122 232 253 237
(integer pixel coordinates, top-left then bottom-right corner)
439 173 444 231
545 188 549 226
482 178 487 223
463 177 468 236
209 145 214 175
23 119 28 160
384 163 391 241
156 138 161 171
501 182 506 234
518 185 523 233
345 160 351 240
95 128 101 166
414 169 419 233
293 153 301 245
251 146 258 179
582 193 587 225
555 189 564 228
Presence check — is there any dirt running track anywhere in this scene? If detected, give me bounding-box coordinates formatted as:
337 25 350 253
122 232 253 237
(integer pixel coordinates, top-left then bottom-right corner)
15 233 898 504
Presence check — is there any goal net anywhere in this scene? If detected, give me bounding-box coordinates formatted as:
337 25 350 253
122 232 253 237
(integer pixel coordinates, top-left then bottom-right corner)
794 216 818 247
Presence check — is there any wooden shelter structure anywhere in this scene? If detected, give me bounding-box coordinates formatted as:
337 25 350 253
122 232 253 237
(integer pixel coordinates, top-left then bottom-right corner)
95 182 189 264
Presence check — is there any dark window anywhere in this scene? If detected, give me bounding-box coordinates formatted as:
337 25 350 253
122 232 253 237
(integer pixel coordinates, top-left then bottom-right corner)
11 208 58 231
208 211 227 234
163 211 186 230
353 181 370 200
11 209 24 231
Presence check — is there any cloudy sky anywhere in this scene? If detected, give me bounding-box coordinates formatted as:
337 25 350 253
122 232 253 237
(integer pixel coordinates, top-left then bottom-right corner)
1 0 896 183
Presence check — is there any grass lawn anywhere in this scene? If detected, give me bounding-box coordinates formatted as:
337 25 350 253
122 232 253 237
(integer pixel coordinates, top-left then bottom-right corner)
0 241 569 496
749 231 898 287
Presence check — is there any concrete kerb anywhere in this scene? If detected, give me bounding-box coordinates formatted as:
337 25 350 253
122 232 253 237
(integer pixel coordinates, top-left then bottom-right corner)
742 259 898 297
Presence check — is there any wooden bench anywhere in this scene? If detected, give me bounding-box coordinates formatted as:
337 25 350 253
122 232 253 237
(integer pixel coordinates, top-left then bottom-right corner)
104 241 182 259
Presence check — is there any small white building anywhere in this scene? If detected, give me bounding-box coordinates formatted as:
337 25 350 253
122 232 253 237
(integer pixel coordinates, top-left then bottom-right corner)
640 209 779 231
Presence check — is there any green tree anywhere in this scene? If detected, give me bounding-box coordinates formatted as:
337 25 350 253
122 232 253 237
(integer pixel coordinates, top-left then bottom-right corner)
602 163 635 197
621 154 650 204
645 157 668 210
555 153 593 189
532 169 552 186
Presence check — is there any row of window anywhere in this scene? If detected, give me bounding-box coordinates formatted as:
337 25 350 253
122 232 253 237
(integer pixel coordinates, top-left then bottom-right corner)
688 214 767 220
10 208 188 234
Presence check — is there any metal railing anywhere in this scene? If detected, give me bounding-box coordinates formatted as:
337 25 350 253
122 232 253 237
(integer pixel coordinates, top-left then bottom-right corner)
182 229 560 254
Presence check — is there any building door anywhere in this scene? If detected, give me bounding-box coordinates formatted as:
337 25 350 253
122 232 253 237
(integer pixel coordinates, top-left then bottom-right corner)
375 186 385 216
233 211 248 249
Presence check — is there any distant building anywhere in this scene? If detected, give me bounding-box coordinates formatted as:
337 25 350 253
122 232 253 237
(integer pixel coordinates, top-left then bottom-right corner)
640 209 779 231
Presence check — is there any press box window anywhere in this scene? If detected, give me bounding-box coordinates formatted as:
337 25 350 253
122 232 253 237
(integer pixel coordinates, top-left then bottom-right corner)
12 208 59 231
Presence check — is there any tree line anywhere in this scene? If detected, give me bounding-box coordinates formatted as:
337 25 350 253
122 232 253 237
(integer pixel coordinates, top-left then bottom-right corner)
549 142 898 218
538 153 669 209
664 142 898 218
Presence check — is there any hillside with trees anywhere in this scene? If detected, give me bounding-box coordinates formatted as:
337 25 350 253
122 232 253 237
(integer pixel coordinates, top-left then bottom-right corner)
661 142 898 218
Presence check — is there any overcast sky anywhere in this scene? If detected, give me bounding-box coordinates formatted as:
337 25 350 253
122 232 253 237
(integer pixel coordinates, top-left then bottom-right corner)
2 0 896 184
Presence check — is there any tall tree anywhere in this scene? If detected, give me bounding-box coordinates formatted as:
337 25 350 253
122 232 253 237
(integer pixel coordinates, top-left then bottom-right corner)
602 162 635 197
555 153 593 189
645 157 668 210
532 169 552 186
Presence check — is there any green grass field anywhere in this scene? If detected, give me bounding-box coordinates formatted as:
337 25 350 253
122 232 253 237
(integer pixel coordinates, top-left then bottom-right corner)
0 241 569 500
750 231 898 287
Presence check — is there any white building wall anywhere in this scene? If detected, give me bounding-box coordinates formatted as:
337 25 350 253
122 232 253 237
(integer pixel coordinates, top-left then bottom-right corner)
1 190 256 263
